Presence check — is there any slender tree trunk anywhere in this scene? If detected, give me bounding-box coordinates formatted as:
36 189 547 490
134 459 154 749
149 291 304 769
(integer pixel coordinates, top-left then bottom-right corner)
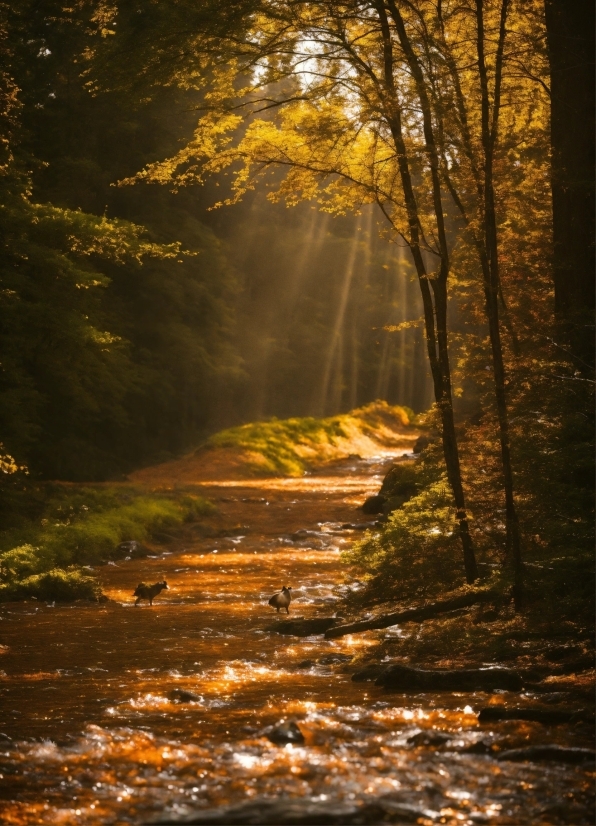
374 0 478 583
544 0 595 371
475 0 523 607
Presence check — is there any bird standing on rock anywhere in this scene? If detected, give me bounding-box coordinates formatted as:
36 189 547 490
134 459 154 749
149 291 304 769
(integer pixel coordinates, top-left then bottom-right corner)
268 586 292 613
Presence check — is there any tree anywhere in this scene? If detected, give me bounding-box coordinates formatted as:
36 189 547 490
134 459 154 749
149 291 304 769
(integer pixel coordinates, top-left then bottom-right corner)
544 0 595 371
0 1 244 479
108 0 548 585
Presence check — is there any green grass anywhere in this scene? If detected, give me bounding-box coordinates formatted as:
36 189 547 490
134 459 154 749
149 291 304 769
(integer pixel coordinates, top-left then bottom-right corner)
0 485 214 602
205 401 414 476
0 568 102 602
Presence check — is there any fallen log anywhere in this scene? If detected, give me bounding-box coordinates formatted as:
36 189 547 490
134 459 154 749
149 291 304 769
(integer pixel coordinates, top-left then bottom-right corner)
376 664 523 692
324 590 497 639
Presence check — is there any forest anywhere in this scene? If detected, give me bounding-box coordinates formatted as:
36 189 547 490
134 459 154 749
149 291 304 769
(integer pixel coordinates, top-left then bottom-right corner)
0 1 593 825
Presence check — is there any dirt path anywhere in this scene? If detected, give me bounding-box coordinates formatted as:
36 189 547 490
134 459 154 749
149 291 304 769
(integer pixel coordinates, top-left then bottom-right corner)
0 454 594 825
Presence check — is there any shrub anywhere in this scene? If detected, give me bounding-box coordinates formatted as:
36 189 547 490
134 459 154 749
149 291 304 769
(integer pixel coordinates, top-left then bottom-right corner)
346 475 470 601
0 544 52 581
0 486 214 601
0 568 102 602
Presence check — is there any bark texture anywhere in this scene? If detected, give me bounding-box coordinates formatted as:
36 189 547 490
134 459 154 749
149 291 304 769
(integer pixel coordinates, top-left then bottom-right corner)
545 0 595 370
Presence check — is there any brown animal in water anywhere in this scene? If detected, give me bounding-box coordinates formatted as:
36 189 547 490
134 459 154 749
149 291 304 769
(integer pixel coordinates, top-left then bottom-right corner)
133 581 169 606
268 586 292 614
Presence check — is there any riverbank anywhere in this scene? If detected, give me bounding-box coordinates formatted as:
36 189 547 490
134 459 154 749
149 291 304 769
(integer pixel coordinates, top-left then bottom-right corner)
0 403 416 604
0 451 593 825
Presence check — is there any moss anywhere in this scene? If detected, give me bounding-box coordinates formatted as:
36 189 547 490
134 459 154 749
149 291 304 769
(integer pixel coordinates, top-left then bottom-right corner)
41 493 213 566
205 401 413 476
0 486 215 602
0 568 102 602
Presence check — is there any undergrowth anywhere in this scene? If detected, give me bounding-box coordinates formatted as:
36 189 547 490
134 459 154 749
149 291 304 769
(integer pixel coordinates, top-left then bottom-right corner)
345 395 594 633
0 483 214 602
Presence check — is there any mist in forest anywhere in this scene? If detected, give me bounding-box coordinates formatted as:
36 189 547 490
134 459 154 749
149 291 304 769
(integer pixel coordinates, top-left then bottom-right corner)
211 195 432 426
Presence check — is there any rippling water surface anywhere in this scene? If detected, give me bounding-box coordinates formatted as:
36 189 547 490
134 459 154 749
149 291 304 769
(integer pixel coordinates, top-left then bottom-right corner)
0 454 594 825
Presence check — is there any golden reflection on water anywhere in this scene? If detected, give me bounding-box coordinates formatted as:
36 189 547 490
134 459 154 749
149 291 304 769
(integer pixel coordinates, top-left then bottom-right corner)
0 457 594 825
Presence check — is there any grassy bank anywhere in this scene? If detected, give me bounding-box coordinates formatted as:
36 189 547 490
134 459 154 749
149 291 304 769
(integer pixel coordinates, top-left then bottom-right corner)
204 401 416 476
0 483 214 602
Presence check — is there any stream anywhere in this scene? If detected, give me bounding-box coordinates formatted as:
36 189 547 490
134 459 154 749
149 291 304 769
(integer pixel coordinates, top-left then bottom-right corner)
0 453 594 825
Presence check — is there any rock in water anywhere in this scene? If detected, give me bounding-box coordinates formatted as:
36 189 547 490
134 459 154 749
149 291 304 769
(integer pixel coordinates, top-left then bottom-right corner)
376 664 522 692
265 720 305 745
117 540 143 555
351 663 389 682
412 435 431 454
265 617 338 636
407 729 451 746
497 745 596 764
169 689 202 703
361 495 386 515
318 653 353 665
478 706 581 725
150 797 426 824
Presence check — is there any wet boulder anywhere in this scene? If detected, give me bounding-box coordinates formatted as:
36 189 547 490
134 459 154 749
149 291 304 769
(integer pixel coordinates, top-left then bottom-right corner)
379 463 418 499
412 434 438 454
382 495 409 516
340 522 377 530
407 729 451 747
151 797 426 824
265 720 305 746
266 617 338 636
117 540 144 557
361 495 386 515
169 689 202 703
478 706 586 725
318 653 353 665
497 745 596 764
462 739 495 755
351 663 389 682
376 664 523 692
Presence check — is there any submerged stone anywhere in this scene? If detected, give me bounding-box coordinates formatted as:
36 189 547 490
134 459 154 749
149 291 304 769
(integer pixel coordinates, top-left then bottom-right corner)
318 653 353 665
497 745 596 764
151 796 427 824
264 720 305 746
351 663 389 682
265 617 338 636
361 494 386 515
169 689 202 703
407 729 451 746
377 664 523 692
478 706 582 725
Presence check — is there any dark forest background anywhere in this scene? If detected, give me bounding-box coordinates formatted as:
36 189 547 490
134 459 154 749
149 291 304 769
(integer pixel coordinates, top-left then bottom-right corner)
0 2 432 482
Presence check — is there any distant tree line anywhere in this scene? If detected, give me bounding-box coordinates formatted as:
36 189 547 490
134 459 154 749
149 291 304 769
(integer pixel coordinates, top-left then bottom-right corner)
0 0 436 482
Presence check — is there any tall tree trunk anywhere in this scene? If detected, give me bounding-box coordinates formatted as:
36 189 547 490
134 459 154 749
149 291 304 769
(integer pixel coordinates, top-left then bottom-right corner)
475 0 523 607
544 0 595 372
375 0 478 583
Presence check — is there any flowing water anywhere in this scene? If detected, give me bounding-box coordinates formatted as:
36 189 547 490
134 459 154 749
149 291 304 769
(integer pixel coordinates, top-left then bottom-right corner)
0 455 594 825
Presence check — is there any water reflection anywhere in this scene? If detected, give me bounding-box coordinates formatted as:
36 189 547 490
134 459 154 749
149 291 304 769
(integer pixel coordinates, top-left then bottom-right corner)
0 455 593 825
